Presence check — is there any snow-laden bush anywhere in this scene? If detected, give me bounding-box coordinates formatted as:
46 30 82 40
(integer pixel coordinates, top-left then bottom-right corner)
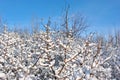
0 27 119 80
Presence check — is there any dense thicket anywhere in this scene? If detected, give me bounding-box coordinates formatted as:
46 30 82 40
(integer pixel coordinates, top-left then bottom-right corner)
0 24 119 80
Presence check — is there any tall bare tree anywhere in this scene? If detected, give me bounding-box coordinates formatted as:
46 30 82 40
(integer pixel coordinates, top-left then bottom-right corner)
61 5 88 38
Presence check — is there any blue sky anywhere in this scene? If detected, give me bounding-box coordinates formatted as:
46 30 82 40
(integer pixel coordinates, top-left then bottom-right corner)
0 0 120 34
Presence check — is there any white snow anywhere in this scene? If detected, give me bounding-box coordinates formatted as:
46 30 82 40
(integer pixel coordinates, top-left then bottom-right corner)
0 28 119 80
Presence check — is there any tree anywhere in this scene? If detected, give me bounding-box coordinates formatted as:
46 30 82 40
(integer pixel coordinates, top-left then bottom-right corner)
61 5 88 38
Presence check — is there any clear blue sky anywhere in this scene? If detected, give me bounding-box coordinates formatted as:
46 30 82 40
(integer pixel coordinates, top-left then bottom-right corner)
0 0 120 34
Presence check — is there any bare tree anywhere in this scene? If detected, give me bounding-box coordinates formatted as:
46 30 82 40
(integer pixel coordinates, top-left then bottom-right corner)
31 17 41 34
61 5 88 38
71 13 88 37
0 18 7 33
115 29 120 47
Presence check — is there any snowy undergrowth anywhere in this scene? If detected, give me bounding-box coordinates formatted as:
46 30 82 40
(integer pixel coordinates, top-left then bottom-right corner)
0 29 120 80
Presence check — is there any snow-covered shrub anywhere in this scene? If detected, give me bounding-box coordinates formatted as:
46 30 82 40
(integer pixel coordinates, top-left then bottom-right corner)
0 26 119 80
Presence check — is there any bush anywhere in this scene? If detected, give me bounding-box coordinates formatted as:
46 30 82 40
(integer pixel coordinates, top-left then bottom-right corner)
0 25 119 80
